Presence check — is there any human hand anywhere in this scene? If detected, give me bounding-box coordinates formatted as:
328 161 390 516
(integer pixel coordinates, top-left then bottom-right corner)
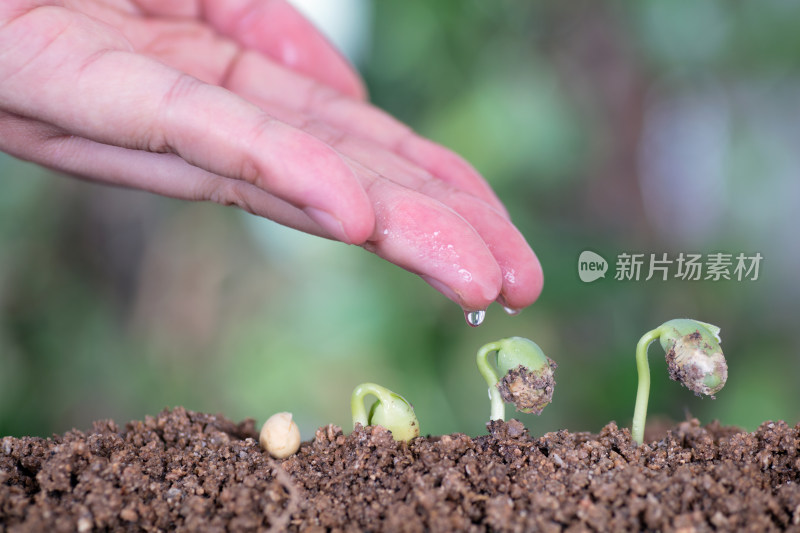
0 0 543 316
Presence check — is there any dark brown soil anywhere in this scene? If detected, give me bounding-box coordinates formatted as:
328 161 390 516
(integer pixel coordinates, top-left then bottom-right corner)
2 407 799 532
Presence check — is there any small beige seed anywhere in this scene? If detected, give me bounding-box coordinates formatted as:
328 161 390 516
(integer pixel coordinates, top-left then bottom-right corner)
77 518 92 533
259 412 301 459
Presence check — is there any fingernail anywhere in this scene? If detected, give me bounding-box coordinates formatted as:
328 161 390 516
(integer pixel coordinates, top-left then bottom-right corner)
420 275 461 304
496 295 522 316
304 207 350 243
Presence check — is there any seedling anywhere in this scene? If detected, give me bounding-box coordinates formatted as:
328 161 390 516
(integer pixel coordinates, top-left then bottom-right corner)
476 337 557 421
632 318 728 445
351 383 420 442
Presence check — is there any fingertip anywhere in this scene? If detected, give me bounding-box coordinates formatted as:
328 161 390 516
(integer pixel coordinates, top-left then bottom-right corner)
258 123 373 244
337 201 375 245
421 266 502 313
277 0 367 101
421 187 541 312
498 252 544 312
415 236 502 311
209 0 367 101
363 182 502 310
335 161 376 245
301 189 373 246
348 76 369 102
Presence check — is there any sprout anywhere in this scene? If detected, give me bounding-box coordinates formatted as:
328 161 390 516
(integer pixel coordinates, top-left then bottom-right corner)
350 383 420 442
476 337 557 422
632 319 728 445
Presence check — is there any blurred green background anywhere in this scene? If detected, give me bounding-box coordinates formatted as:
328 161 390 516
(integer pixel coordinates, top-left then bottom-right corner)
1 1 799 439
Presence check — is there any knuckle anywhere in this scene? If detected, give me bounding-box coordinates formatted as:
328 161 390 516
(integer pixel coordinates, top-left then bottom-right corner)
237 114 278 186
201 178 254 214
152 73 202 153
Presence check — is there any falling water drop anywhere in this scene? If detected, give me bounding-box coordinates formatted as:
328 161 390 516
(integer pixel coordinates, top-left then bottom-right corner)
464 309 486 327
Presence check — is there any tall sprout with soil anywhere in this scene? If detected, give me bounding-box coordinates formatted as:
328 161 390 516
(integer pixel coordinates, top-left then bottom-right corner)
476 337 557 422
632 319 728 444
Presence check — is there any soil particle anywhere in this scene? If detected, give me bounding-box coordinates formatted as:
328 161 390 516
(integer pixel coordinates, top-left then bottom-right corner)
2 408 800 532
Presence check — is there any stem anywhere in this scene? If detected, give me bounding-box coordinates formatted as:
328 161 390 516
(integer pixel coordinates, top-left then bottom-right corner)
631 328 664 445
477 341 505 421
351 383 389 429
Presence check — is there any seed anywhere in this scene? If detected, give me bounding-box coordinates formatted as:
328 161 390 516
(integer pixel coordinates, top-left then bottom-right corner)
259 412 301 459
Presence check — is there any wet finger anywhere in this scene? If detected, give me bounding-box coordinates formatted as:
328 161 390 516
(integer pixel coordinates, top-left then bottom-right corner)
352 164 504 311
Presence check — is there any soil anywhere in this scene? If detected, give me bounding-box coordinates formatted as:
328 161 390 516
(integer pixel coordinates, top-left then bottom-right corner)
2 407 799 532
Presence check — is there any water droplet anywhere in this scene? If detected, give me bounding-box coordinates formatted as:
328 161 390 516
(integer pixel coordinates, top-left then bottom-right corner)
464 309 486 327
503 306 521 316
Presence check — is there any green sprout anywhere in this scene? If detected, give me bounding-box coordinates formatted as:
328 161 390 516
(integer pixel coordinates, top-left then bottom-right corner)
351 383 420 442
476 337 557 421
632 319 729 445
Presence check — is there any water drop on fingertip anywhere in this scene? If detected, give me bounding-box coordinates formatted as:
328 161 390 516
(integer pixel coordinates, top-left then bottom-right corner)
465 309 486 327
503 306 521 316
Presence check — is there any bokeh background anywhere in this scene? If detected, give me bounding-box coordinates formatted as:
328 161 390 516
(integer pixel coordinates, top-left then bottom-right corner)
2 0 799 439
